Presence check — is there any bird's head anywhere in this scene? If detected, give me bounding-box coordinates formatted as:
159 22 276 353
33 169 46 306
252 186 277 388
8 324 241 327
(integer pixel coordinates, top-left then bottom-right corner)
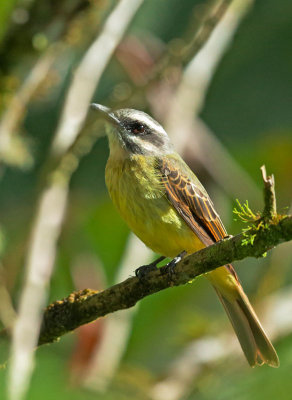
91 104 173 157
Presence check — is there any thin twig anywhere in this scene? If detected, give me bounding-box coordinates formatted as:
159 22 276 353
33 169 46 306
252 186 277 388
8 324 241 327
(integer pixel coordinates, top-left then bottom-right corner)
261 165 277 220
148 0 233 86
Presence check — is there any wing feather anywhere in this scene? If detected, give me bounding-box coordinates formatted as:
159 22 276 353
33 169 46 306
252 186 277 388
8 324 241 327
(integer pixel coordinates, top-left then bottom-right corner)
158 157 226 245
157 157 238 280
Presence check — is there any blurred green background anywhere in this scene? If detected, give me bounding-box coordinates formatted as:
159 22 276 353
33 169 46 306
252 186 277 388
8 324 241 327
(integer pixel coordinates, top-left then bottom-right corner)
0 0 292 399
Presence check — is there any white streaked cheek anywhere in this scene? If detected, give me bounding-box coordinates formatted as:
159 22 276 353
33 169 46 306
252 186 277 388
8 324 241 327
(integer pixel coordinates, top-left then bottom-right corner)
130 135 160 154
140 140 160 154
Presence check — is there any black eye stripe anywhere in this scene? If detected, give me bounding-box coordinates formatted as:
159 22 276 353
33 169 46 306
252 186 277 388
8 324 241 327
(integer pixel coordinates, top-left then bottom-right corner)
123 120 149 135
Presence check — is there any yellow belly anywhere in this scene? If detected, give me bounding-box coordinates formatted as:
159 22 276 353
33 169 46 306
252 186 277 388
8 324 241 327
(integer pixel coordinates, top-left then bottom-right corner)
105 155 204 257
105 154 239 300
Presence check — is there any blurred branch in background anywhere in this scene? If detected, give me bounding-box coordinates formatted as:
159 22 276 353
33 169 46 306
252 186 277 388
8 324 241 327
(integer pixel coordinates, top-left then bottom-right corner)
150 286 292 400
0 0 94 73
82 234 152 392
7 1 144 400
0 0 107 170
145 0 234 89
0 264 16 331
114 0 234 109
166 0 253 125
69 254 106 385
0 44 61 169
0 227 15 331
257 203 292 298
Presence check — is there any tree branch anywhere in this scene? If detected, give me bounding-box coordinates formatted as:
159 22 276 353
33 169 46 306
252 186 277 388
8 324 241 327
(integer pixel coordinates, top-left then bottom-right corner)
39 212 292 346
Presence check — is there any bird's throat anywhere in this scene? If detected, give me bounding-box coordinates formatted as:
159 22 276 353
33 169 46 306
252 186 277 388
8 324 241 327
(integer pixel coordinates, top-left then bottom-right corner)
106 127 128 161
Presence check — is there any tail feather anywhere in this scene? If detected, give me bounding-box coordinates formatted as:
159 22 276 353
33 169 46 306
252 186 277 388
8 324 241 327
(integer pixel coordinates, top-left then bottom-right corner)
215 287 279 368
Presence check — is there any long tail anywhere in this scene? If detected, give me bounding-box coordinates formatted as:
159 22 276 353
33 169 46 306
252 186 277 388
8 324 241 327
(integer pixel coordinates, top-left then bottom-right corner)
208 266 279 367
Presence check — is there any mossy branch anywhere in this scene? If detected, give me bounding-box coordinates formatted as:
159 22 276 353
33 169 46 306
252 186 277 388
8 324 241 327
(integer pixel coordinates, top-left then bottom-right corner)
38 167 292 346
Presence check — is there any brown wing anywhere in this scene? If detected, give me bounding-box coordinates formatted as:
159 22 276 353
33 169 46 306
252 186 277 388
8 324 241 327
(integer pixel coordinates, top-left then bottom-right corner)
158 157 239 280
158 157 227 246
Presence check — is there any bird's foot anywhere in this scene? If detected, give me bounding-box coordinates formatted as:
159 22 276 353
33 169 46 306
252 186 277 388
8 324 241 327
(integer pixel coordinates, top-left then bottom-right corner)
166 251 187 276
135 256 165 279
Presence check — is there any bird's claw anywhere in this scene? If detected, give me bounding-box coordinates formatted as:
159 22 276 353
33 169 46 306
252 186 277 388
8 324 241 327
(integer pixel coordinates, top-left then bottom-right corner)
135 252 186 279
135 256 165 279
135 263 157 279
166 251 187 276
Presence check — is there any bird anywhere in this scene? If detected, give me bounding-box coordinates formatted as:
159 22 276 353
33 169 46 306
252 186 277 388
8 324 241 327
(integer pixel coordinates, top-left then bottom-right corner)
91 103 279 368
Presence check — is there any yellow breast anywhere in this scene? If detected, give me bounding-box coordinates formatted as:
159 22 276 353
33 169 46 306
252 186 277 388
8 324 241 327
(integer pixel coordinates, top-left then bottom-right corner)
105 155 204 257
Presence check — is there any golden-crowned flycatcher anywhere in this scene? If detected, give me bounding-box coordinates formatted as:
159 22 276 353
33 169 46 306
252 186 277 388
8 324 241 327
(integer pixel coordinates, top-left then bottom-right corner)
91 103 279 367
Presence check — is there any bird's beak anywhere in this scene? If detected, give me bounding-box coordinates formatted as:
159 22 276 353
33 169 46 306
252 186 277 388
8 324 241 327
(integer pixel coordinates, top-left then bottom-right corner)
90 103 120 126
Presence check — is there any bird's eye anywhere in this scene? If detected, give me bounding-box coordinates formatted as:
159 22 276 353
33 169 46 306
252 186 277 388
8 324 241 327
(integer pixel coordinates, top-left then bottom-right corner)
131 122 145 135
